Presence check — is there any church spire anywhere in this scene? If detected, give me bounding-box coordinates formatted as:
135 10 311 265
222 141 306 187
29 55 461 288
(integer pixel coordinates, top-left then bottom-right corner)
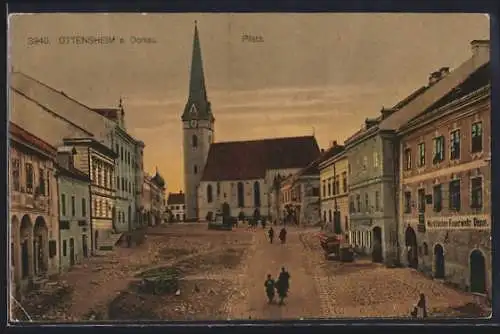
182 20 213 121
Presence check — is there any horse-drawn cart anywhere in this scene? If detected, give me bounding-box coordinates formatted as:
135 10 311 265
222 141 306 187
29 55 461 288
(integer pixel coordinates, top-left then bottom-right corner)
319 232 354 262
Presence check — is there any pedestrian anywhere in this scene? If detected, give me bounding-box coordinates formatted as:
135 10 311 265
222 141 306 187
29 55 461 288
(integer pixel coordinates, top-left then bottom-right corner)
275 267 291 305
264 274 276 304
268 227 275 244
417 293 428 318
279 227 287 244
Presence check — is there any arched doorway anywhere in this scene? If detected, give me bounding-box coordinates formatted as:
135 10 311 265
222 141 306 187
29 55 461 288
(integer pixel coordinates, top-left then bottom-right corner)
11 216 20 283
372 226 383 263
111 206 116 231
434 244 445 279
33 216 48 275
20 215 32 279
470 249 486 293
405 226 418 269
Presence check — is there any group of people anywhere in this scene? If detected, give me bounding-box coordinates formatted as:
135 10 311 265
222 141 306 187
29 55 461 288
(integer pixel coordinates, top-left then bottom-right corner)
267 227 287 244
264 267 291 305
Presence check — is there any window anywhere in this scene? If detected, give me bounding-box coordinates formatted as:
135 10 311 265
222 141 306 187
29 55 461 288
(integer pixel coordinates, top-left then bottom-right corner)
120 147 124 161
121 178 125 190
373 152 379 168
349 197 355 213
356 194 361 212
375 191 380 211
62 240 67 257
433 184 442 212
335 176 340 195
207 184 213 203
404 148 412 170
61 194 66 216
449 179 461 211
82 198 87 217
97 166 102 186
38 168 46 195
103 168 108 188
322 181 326 198
362 156 368 170
312 187 320 196
450 129 461 160
217 182 221 196
323 211 327 222
116 176 120 190
71 196 76 216
192 134 198 148
194 165 198 174
115 144 119 153
364 193 369 212
328 210 332 222
11 159 20 191
344 216 348 232
471 122 483 153
342 172 347 193
254 181 261 207
327 181 332 197
417 143 425 167
471 177 483 209
404 191 411 213
25 163 34 193
237 182 245 208
418 189 426 213
433 136 445 164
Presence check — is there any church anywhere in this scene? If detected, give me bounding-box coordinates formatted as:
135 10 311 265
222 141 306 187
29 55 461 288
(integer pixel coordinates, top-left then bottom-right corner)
182 22 320 221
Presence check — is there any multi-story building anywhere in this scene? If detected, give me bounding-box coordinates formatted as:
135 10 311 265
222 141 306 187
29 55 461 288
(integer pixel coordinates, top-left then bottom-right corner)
398 57 491 299
279 159 321 226
167 192 186 222
92 102 145 233
9 122 59 297
62 138 117 251
142 170 166 226
318 142 350 238
55 147 91 272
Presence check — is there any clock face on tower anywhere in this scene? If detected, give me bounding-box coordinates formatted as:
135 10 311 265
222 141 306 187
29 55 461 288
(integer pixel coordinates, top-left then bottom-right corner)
189 119 198 128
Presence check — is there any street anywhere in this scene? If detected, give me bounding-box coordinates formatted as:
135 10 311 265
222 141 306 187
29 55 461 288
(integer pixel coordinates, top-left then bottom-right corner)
12 223 489 321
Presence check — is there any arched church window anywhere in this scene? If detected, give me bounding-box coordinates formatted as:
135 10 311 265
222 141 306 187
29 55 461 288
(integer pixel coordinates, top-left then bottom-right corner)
192 135 198 148
194 165 198 174
253 181 261 207
237 182 245 208
207 185 213 203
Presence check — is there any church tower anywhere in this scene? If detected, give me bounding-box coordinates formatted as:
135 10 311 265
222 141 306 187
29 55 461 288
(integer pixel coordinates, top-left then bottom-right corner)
182 21 215 220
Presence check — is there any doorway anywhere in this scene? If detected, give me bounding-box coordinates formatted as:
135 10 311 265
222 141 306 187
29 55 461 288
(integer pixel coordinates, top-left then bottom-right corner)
69 238 75 266
470 249 486 293
405 226 418 269
82 235 89 258
434 244 445 279
94 230 99 250
372 226 383 263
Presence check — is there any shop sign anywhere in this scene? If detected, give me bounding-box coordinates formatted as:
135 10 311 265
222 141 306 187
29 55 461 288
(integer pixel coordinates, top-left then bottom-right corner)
425 215 490 230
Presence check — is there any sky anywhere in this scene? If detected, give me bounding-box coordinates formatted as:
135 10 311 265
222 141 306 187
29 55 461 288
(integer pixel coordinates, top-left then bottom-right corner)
9 13 489 193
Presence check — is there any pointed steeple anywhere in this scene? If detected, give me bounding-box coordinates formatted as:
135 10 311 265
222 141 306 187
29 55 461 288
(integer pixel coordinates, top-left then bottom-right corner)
182 21 213 121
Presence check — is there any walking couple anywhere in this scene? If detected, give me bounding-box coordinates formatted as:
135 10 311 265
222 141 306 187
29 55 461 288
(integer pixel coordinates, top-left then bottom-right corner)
264 267 291 305
268 227 287 244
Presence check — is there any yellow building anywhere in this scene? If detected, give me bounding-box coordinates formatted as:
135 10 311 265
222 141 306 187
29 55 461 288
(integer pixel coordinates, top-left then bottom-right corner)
318 142 350 240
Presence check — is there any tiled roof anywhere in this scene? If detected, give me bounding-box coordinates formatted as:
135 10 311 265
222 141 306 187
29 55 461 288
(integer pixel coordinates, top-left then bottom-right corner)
9 122 57 157
201 135 320 181
318 144 345 166
167 192 185 205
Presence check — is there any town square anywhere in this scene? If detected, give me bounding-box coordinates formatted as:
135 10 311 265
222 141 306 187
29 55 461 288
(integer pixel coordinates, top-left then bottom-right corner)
8 13 492 321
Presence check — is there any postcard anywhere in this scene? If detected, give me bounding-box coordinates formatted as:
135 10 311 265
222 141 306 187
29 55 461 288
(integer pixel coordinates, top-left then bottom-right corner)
7 13 491 322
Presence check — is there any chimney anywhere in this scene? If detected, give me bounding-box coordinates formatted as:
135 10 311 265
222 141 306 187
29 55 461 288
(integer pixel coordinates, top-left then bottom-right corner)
439 66 450 77
321 148 325 153
365 118 378 129
380 107 392 119
428 71 442 86
332 140 338 147
470 40 490 60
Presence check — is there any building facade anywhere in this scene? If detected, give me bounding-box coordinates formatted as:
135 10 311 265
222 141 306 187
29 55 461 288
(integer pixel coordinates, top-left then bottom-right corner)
398 61 491 299
167 192 186 222
9 122 59 297
62 138 117 251
143 170 166 226
56 147 91 272
280 160 321 226
318 143 350 237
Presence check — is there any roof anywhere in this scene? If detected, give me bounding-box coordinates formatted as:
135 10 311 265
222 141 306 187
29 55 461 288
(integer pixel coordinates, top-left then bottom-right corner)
378 46 490 131
92 108 120 122
57 164 91 183
318 144 346 167
62 137 118 159
201 135 321 181
167 192 185 205
9 122 57 157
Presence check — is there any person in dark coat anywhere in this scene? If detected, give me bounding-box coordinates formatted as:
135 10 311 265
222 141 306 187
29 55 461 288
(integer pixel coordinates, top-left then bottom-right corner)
264 274 276 304
279 228 287 244
276 267 291 305
268 227 275 244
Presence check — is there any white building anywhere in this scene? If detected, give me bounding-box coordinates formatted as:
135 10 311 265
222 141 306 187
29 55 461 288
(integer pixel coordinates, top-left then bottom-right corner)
167 192 186 222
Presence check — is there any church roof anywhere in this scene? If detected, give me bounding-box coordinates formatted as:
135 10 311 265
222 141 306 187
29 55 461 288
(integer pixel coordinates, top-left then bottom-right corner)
167 192 185 205
201 135 321 181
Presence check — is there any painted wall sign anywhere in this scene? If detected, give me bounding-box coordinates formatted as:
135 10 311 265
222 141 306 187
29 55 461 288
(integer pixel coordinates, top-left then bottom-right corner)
425 214 490 230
